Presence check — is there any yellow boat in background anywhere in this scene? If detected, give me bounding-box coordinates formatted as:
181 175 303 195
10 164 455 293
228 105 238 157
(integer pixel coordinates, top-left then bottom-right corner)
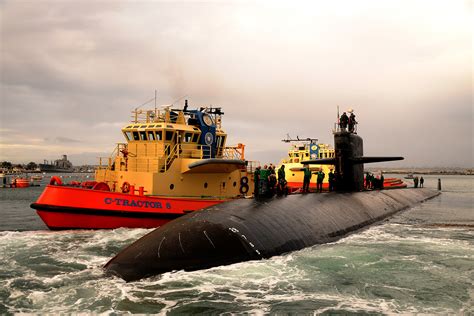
278 137 335 191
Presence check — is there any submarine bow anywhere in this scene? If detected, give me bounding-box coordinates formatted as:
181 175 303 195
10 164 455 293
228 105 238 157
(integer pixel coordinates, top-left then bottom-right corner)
105 188 439 282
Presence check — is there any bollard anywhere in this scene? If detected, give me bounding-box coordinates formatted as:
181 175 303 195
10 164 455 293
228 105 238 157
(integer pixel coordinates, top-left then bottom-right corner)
437 178 441 191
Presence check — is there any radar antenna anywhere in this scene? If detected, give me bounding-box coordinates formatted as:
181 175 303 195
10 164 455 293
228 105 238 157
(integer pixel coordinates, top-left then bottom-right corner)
282 135 318 143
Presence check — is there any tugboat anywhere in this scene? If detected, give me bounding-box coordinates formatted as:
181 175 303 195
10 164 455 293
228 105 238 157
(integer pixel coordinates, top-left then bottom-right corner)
278 136 334 192
278 136 406 191
31 100 254 230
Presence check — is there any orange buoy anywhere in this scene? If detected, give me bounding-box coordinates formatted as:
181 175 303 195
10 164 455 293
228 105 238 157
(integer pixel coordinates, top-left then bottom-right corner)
14 178 30 188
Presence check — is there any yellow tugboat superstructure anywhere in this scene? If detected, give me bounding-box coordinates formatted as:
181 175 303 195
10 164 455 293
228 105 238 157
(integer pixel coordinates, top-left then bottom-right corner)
95 101 253 199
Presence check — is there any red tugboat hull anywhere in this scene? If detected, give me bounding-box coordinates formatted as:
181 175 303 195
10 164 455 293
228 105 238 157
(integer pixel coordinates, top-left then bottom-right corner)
31 185 226 230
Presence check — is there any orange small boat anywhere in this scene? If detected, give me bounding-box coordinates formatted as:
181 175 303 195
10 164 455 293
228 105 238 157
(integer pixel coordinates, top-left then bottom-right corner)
382 177 407 189
12 177 30 188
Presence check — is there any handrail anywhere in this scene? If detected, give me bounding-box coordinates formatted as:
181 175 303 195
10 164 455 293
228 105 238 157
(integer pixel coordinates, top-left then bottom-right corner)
222 147 243 160
97 143 128 171
165 143 179 170
97 143 247 173
246 160 260 173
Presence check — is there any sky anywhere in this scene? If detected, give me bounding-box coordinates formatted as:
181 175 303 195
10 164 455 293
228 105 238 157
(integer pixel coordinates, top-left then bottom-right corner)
0 0 472 168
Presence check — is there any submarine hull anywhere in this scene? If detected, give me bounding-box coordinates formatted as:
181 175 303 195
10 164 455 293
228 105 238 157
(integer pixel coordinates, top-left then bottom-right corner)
105 188 439 282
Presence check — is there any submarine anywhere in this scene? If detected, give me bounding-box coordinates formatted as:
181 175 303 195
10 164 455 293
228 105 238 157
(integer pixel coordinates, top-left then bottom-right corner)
104 120 440 282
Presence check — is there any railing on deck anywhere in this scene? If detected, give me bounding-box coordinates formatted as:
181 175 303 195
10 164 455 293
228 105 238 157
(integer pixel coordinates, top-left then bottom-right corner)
97 143 128 171
246 161 260 173
97 143 247 173
221 147 243 160
221 143 245 160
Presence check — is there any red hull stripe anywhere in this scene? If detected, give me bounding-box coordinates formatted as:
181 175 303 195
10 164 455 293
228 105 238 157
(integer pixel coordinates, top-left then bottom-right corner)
31 203 186 219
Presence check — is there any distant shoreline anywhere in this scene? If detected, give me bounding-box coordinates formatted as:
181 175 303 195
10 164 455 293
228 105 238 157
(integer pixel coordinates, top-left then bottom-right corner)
366 169 473 176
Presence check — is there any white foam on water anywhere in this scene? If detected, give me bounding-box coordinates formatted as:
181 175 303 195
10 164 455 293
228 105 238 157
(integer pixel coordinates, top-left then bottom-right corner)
338 223 473 249
1 222 472 313
0 228 154 313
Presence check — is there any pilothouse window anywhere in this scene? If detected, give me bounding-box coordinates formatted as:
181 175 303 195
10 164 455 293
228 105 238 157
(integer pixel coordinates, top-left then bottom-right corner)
156 131 163 141
165 131 174 141
124 131 132 141
184 133 192 143
132 132 140 141
139 131 147 140
147 131 155 141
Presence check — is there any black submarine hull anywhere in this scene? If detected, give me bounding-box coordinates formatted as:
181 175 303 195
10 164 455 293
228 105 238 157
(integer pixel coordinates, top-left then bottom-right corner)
104 188 439 282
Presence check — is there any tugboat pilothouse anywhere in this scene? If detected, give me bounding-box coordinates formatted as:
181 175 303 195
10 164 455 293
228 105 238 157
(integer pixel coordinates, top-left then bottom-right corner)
31 100 254 230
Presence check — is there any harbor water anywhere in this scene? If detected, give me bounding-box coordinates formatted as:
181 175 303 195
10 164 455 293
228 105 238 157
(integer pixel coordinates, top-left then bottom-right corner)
0 174 472 314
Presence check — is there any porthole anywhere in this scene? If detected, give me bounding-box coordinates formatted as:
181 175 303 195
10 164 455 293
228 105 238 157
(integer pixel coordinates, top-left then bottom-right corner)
233 181 237 187
222 182 226 188
204 182 208 188
170 184 174 190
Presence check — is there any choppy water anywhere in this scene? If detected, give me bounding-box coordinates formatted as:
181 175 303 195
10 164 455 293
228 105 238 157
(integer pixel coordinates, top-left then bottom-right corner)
0 174 472 314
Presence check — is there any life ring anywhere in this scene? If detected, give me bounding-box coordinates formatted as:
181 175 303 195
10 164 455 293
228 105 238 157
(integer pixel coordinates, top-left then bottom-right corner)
239 183 249 194
121 182 131 193
240 176 249 185
50 176 62 186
